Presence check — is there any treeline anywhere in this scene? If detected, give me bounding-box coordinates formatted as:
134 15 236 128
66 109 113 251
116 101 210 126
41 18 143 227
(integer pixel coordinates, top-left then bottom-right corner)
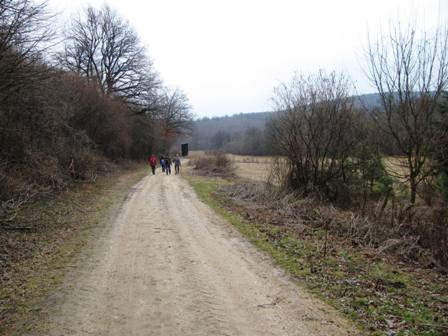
209 127 273 156
0 1 192 222
189 112 272 154
189 93 400 156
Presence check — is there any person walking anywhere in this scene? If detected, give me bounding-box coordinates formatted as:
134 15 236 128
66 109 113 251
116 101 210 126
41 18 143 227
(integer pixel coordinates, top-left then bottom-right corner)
160 156 166 173
174 154 181 175
165 156 172 175
148 154 157 175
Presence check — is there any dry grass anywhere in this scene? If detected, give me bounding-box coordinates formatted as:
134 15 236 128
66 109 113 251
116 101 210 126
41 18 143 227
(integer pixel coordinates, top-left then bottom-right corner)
232 162 270 182
189 152 271 181
226 154 273 164
230 154 411 190
188 150 206 158
189 152 447 264
190 152 417 198
383 156 409 182
226 154 274 182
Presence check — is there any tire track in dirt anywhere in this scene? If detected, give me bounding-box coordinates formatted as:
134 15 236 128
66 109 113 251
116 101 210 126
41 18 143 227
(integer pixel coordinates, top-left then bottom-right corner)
42 172 358 336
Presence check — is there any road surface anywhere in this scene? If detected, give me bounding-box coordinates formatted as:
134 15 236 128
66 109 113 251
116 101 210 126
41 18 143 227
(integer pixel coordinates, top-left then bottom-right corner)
45 172 357 336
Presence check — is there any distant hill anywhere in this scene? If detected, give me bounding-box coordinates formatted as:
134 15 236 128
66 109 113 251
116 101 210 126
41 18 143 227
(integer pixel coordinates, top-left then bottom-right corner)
188 112 273 150
187 93 381 150
196 111 272 129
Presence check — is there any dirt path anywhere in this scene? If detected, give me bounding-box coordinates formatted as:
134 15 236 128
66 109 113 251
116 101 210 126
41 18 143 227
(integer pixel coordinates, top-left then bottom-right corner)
44 172 358 336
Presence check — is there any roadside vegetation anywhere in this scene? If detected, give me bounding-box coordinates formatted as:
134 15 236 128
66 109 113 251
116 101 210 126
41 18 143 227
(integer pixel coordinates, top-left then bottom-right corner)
186 171 448 336
0 166 148 335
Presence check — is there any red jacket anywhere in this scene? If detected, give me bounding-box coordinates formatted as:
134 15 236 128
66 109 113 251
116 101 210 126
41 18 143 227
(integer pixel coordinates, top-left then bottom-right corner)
149 155 157 166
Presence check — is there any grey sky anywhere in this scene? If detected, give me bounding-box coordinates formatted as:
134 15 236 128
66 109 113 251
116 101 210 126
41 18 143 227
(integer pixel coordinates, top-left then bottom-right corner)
48 0 448 117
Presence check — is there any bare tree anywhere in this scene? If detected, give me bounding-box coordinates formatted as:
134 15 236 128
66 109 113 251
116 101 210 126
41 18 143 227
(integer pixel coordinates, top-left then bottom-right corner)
366 24 448 203
0 0 53 101
211 130 231 149
152 88 193 152
434 93 448 202
60 5 160 106
269 70 361 200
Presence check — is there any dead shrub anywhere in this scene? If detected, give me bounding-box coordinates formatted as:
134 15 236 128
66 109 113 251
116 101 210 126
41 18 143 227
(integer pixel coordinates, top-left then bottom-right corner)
67 149 115 182
190 151 235 177
267 157 289 187
221 181 448 268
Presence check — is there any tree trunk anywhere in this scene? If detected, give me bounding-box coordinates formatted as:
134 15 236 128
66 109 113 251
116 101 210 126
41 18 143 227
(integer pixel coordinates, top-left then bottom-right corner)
410 177 417 204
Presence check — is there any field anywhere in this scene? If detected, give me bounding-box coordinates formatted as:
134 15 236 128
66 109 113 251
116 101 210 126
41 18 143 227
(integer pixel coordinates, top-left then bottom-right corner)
188 151 275 182
189 151 409 185
227 154 273 182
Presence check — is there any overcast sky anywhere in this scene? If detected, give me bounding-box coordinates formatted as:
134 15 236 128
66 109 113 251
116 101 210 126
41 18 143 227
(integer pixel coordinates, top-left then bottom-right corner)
48 0 448 117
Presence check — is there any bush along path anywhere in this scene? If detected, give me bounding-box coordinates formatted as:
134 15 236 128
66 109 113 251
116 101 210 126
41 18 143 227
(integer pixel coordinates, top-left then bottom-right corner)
185 175 448 336
0 165 148 335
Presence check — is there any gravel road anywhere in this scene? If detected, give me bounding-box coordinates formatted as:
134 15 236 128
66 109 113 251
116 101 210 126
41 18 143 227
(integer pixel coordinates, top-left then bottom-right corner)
45 172 358 336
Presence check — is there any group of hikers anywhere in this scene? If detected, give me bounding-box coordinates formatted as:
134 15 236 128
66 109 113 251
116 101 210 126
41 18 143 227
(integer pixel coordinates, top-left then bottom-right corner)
148 154 181 176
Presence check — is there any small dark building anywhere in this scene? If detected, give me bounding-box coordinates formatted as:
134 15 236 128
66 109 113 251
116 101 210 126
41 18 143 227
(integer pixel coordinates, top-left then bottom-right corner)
181 143 189 156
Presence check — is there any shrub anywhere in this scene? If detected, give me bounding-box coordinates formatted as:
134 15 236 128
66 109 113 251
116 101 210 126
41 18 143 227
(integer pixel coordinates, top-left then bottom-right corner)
190 151 235 176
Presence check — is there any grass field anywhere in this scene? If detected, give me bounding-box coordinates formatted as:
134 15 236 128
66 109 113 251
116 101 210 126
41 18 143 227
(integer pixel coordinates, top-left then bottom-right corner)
227 154 273 182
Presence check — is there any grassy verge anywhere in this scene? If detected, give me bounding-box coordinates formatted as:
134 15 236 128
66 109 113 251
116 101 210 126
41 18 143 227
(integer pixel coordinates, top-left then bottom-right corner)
185 174 448 336
0 165 148 336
